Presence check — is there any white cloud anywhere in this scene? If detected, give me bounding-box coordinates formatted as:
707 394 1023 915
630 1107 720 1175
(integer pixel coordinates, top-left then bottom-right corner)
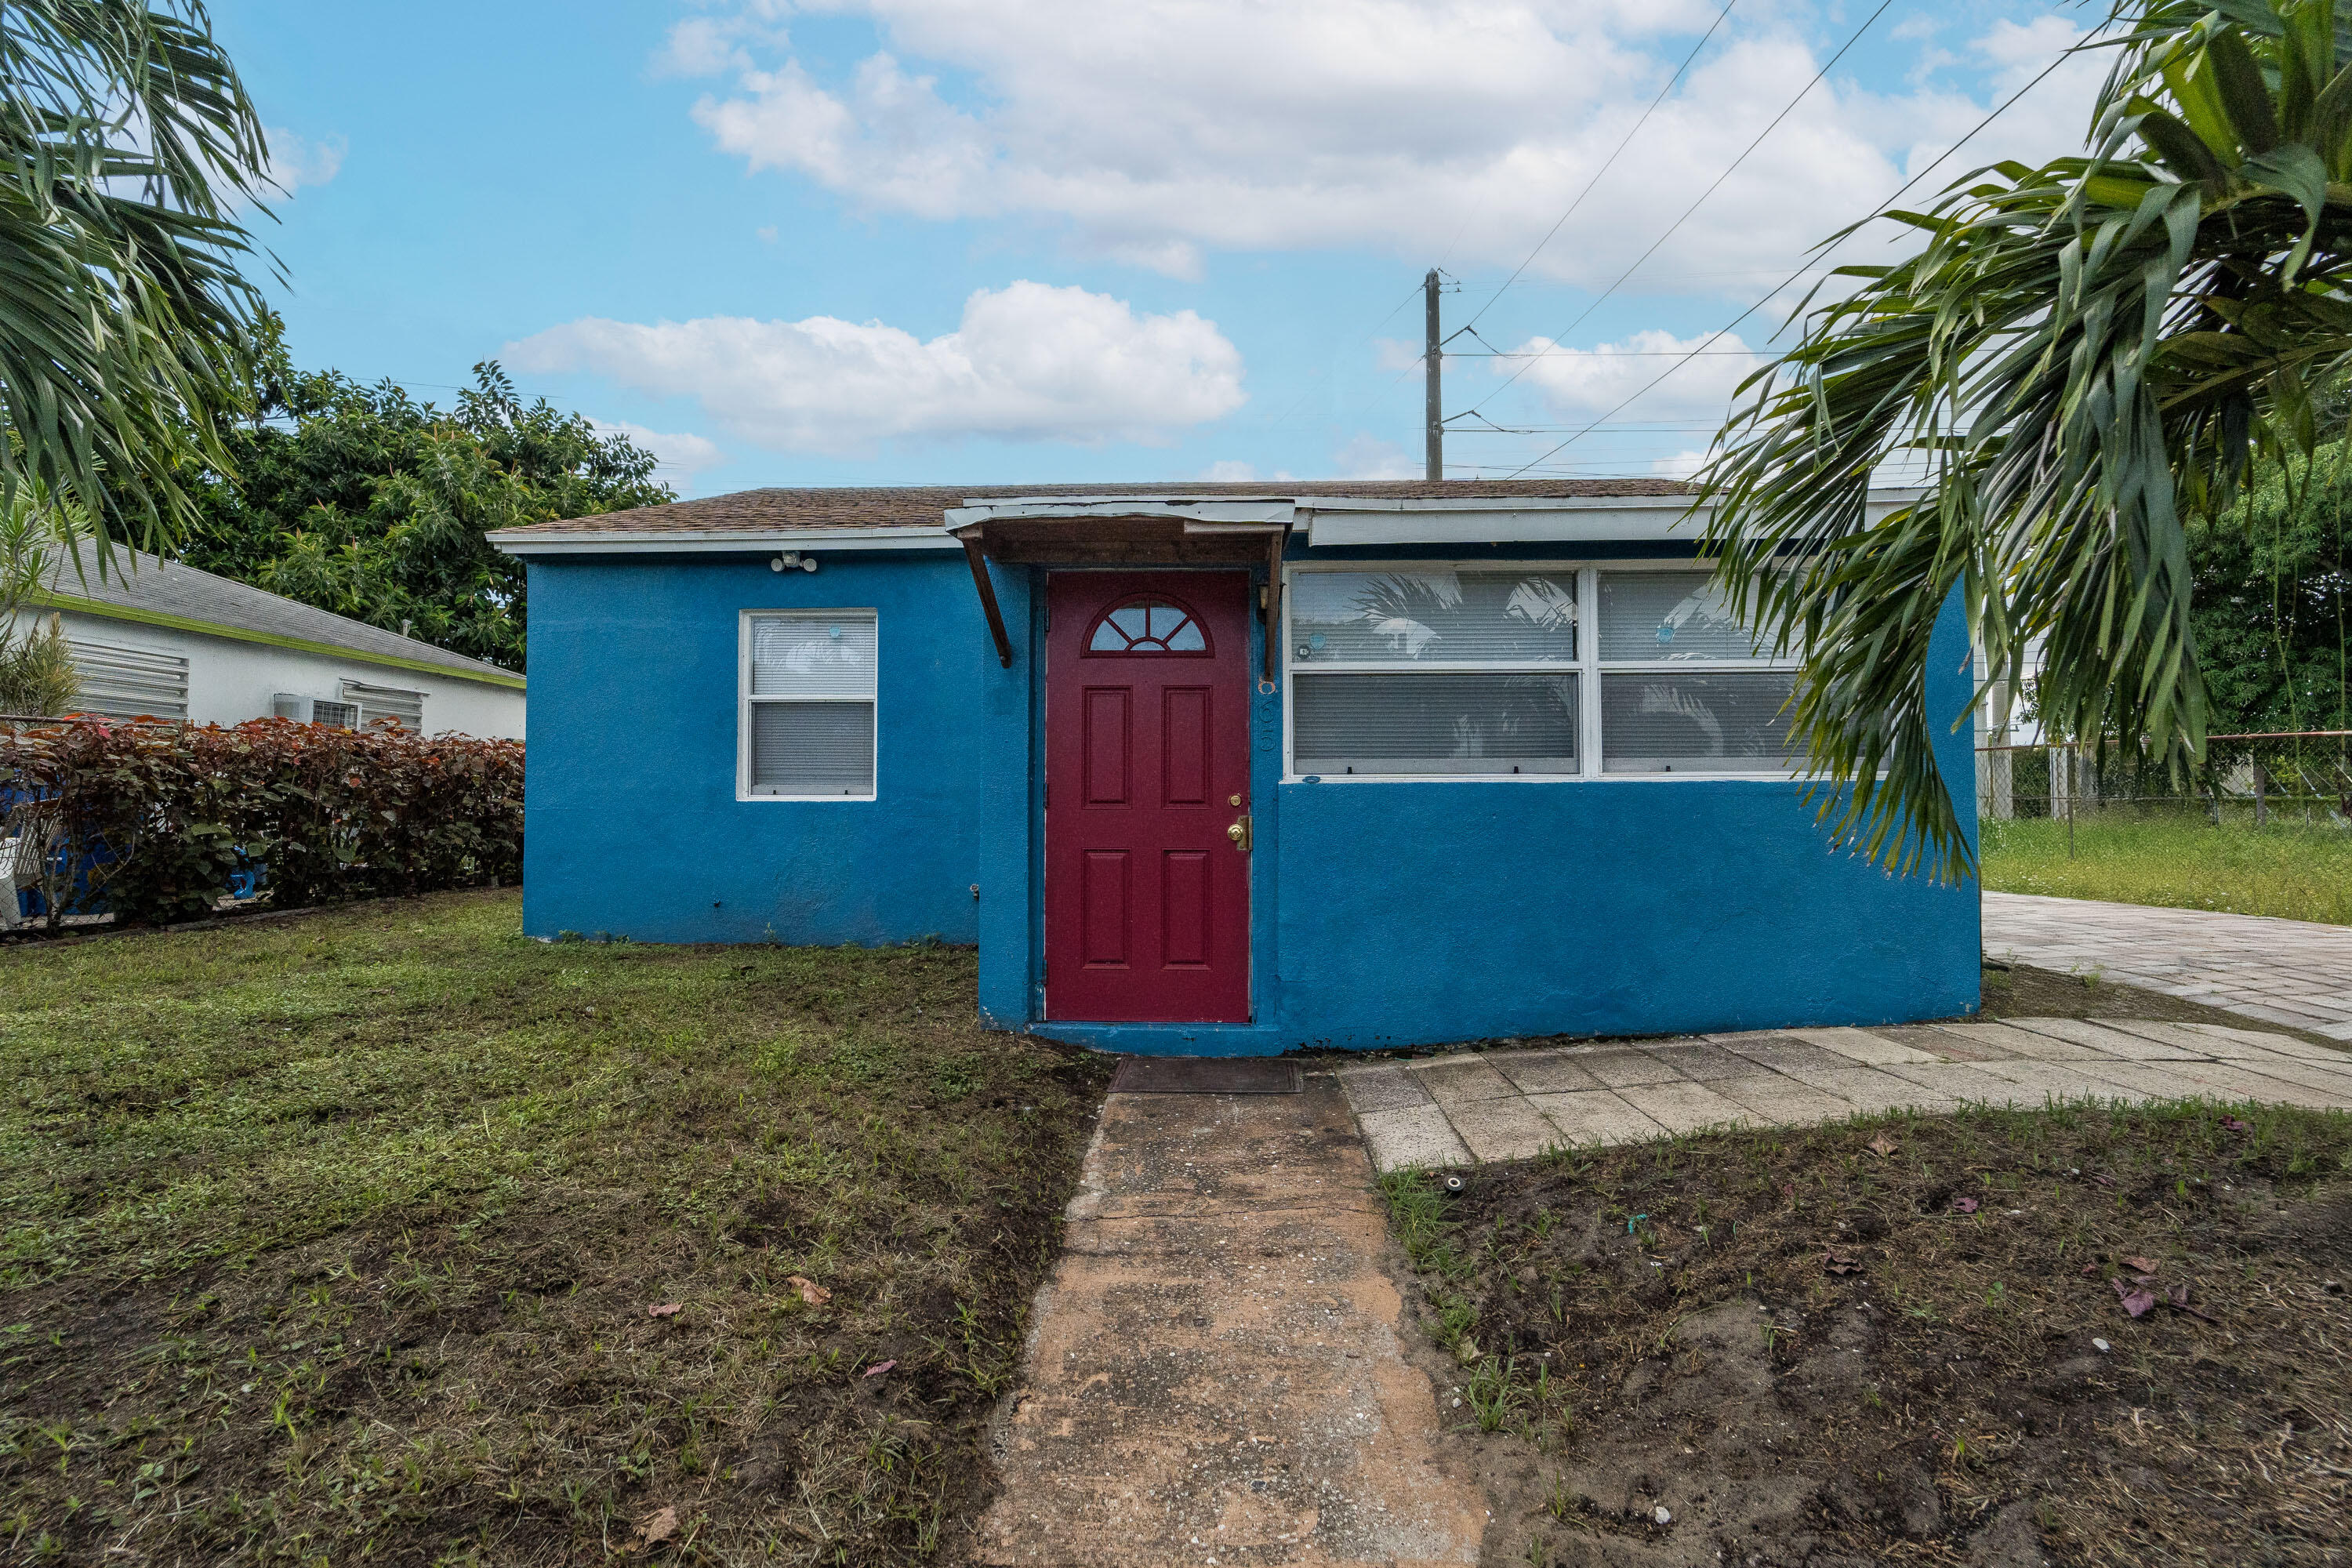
1503 329 1764 422
669 3 2104 281
590 419 730 493
1649 448 1711 479
506 281 1245 454
1332 434 1419 481
263 127 345 194
1197 459 1294 482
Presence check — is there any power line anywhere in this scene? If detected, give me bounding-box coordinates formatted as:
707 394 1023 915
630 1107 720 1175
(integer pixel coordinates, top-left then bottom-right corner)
1457 0 1738 337
1461 0 1897 422
1498 38 2082 480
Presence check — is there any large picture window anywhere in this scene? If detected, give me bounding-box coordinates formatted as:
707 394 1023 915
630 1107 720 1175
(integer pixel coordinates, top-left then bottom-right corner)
1284 565 1797 779
741 611 877 799
1288 568 1581 775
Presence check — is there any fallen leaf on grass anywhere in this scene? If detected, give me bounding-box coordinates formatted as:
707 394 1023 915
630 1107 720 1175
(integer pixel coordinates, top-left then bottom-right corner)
1952 1197 1980 1214
787 1276 832 1307
2121 1256 2158 1275
634 1504 678 1550
647 1303 681 1319
863 1359 897 1377
1822 1248 1864 1276
2113 1279 2157 1318
2222 1116 2253 1134
1867 1133 1898 1158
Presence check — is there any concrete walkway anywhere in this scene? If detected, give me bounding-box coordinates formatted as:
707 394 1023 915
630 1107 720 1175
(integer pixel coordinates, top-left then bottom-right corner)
1336 1016 2352 1172
1984 890 2352 1040
978 1079 1483 1566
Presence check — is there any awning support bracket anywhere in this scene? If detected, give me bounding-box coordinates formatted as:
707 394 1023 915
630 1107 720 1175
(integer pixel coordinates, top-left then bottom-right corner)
962 534 1014 669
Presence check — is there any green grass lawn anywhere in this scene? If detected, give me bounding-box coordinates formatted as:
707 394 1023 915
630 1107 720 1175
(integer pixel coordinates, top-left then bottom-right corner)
1980 814 2352 926
0 891 1109 1565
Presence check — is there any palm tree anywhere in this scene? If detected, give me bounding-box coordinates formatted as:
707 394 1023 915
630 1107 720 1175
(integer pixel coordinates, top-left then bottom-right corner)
1 1 271 560
1703 0 2352 877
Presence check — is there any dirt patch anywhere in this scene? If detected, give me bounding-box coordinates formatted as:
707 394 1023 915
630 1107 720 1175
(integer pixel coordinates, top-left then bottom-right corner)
0 890 1112 1565
1377 1099 2352 1567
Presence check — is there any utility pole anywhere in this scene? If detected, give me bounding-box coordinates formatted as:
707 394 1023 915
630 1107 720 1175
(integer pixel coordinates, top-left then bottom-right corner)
1423 268 1443 481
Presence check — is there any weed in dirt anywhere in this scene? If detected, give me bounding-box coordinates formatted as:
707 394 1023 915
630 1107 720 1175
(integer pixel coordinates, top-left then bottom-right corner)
1382 1099 2352 1566
0 889 1110 1565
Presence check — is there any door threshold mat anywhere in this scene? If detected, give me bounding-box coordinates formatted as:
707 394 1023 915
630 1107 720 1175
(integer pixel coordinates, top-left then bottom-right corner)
1109 1056 1304 1094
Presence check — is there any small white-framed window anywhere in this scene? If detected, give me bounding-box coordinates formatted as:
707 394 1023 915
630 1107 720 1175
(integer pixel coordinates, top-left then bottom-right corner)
1595 570 1798 775
1287 567 1582 776
739 610 877 800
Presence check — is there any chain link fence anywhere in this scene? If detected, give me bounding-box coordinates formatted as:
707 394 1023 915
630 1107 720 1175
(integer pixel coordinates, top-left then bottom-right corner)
1977 730 2352 828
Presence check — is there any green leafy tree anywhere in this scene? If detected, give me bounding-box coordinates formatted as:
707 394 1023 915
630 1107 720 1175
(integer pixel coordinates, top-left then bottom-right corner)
177 322 675 671
1703 0 2352 874
2190 445 2351 735
0 481 90 715
2 0 271 554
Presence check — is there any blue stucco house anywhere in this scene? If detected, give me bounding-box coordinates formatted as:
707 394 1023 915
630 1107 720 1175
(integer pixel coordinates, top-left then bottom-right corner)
489 481 1978 1055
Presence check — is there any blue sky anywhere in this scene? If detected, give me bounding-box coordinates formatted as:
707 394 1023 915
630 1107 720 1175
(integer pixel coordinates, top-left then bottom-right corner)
219 0 2107 498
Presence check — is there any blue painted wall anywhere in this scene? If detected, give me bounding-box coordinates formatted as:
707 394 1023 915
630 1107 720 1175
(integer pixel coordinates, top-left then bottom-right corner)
521 553 985 944
525 544 1979 1050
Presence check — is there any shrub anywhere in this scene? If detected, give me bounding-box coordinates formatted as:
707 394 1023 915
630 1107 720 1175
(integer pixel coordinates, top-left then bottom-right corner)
2 718 521 927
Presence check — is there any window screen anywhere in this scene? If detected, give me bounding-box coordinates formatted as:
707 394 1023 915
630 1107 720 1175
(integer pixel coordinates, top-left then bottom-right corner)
1294 672 1577 775
342 680 424 730
1290 569 1578 665
744 612 877 797
1600 670 1797 773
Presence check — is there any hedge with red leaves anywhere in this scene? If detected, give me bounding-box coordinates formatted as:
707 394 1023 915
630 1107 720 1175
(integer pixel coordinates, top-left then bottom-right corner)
2 718 522 927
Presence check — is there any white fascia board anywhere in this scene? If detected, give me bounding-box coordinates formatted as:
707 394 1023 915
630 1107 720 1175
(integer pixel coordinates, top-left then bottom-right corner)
943 499 1296 528
1300 488 1929 547
487 527 960 557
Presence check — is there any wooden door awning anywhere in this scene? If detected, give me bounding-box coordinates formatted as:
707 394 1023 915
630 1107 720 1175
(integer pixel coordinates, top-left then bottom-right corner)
946 499 1294 677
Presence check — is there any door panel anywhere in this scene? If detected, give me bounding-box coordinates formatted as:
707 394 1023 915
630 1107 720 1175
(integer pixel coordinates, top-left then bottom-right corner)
1045 572 1252 1022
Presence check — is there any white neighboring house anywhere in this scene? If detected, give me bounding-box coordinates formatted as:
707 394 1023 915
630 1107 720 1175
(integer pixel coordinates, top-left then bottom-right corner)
9 548 524 736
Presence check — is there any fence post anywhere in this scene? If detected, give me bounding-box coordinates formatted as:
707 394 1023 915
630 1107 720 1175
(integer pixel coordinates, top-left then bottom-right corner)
2253 762 2267 827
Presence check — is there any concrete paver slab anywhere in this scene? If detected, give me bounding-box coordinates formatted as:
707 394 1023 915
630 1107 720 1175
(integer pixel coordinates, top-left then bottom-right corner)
1446 1094 1566 1163
1709 1034 1862 1074
1877 1061 2042 1107
2001 1016 2207 1061
1576 1048 1686 1088
1874 1024 2018 1062
982 1084 1483 1566
2085 1017 2245 1058
1615 1080 1756 1134
1334 1064 1432 1112
1936 1019 2100 1060
2176 1023 2352 1064
1410 1057 1519 1105
1708 1073 1856 1125
1354 1105 1471 1171
1526 1089 1668 1148
1486 1050 1602 1094
1782 1026 1940 1065
1638 1041 1753 1081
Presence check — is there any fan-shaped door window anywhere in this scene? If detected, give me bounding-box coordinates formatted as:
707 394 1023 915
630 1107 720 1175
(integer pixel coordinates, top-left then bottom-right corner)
1086 598 1210 655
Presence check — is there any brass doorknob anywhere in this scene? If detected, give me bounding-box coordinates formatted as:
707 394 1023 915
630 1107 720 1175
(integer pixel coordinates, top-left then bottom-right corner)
1226 815 1252 852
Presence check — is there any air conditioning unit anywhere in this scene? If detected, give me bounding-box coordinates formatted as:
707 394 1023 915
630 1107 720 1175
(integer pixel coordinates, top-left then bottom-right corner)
273 695 358 728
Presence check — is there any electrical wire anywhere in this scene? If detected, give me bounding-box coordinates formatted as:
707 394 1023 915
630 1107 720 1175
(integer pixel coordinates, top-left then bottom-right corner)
1496 38 2082 480
1457 0 1738 337
1461 0 1896 422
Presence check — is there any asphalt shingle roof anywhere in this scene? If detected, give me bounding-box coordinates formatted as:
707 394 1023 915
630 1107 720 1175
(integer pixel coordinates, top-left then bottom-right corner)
34 546 521 684
490 479 1698 536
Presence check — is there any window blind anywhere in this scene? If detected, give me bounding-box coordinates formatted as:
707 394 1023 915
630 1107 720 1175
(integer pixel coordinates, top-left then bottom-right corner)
1289 569 1579 664
1294 672 1577 775
66 638 189 720
746 612 877 797
1597 572 1770 662
1599 670 1796 773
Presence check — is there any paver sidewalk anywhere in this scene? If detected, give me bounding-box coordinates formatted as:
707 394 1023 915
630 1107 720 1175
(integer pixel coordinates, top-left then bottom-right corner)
978 1080 1483 1565
1337 1016 2352 1172
1984 890 2352 1040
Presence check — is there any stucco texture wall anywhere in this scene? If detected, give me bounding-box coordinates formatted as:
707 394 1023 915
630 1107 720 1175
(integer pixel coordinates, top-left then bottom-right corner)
520 554 982 944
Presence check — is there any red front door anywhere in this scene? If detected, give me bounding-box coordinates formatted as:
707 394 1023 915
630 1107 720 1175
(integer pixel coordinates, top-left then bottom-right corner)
1045 571 1253 1023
